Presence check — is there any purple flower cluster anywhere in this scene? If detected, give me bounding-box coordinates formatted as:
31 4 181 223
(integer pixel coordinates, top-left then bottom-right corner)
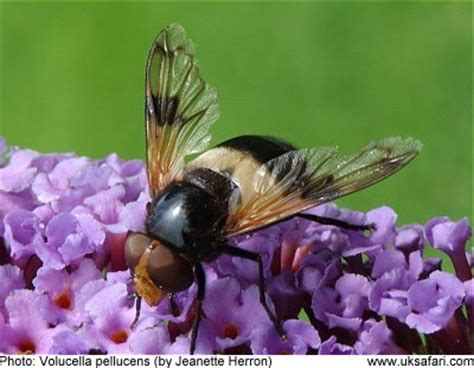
0 138 472 355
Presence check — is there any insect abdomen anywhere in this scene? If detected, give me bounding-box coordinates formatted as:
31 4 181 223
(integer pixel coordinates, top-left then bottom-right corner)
216 135 296 164
187 135 296 211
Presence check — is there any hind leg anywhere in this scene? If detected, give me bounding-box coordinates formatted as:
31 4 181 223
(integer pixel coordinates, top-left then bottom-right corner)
296 213 374 231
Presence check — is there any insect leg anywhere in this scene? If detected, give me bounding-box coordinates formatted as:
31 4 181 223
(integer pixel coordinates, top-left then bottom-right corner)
296 213 374 232
190 263 205 355
131 295 142 328
221 245 287 340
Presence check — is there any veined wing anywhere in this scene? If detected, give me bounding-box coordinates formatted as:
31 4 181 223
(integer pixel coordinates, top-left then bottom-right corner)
225 137 421 235
145 24 219 197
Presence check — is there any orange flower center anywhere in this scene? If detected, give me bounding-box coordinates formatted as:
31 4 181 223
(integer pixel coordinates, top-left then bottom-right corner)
110 330 129 344
54 291 72 309
222 323 239 340
17 339 36 354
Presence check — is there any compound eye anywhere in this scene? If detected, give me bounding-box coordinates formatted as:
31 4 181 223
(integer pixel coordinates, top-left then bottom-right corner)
147 246 194 293
124 232 152 272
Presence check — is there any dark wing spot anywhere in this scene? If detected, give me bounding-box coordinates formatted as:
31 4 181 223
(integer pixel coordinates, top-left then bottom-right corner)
314 174 334 188
151 95 181 126
266 153 303 183
301 174 334 198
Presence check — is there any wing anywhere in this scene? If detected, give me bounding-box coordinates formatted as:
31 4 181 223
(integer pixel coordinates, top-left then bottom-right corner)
145 24 219 197
225 137 422 235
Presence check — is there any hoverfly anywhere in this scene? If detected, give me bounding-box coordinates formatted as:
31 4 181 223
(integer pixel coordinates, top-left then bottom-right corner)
124 24 421 354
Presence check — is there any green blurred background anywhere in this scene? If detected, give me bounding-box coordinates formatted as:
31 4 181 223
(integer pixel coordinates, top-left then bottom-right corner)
0 2 472 229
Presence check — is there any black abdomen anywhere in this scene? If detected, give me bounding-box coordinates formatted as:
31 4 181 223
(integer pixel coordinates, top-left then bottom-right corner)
187 135 297 210
217 135 296 164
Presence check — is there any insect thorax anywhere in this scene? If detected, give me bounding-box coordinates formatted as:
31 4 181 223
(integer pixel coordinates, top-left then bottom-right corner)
146 171 233 260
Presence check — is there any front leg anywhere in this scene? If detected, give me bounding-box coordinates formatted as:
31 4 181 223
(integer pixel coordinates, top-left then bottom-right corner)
190 263 205 355
221 245 287 340
131 295 142 329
